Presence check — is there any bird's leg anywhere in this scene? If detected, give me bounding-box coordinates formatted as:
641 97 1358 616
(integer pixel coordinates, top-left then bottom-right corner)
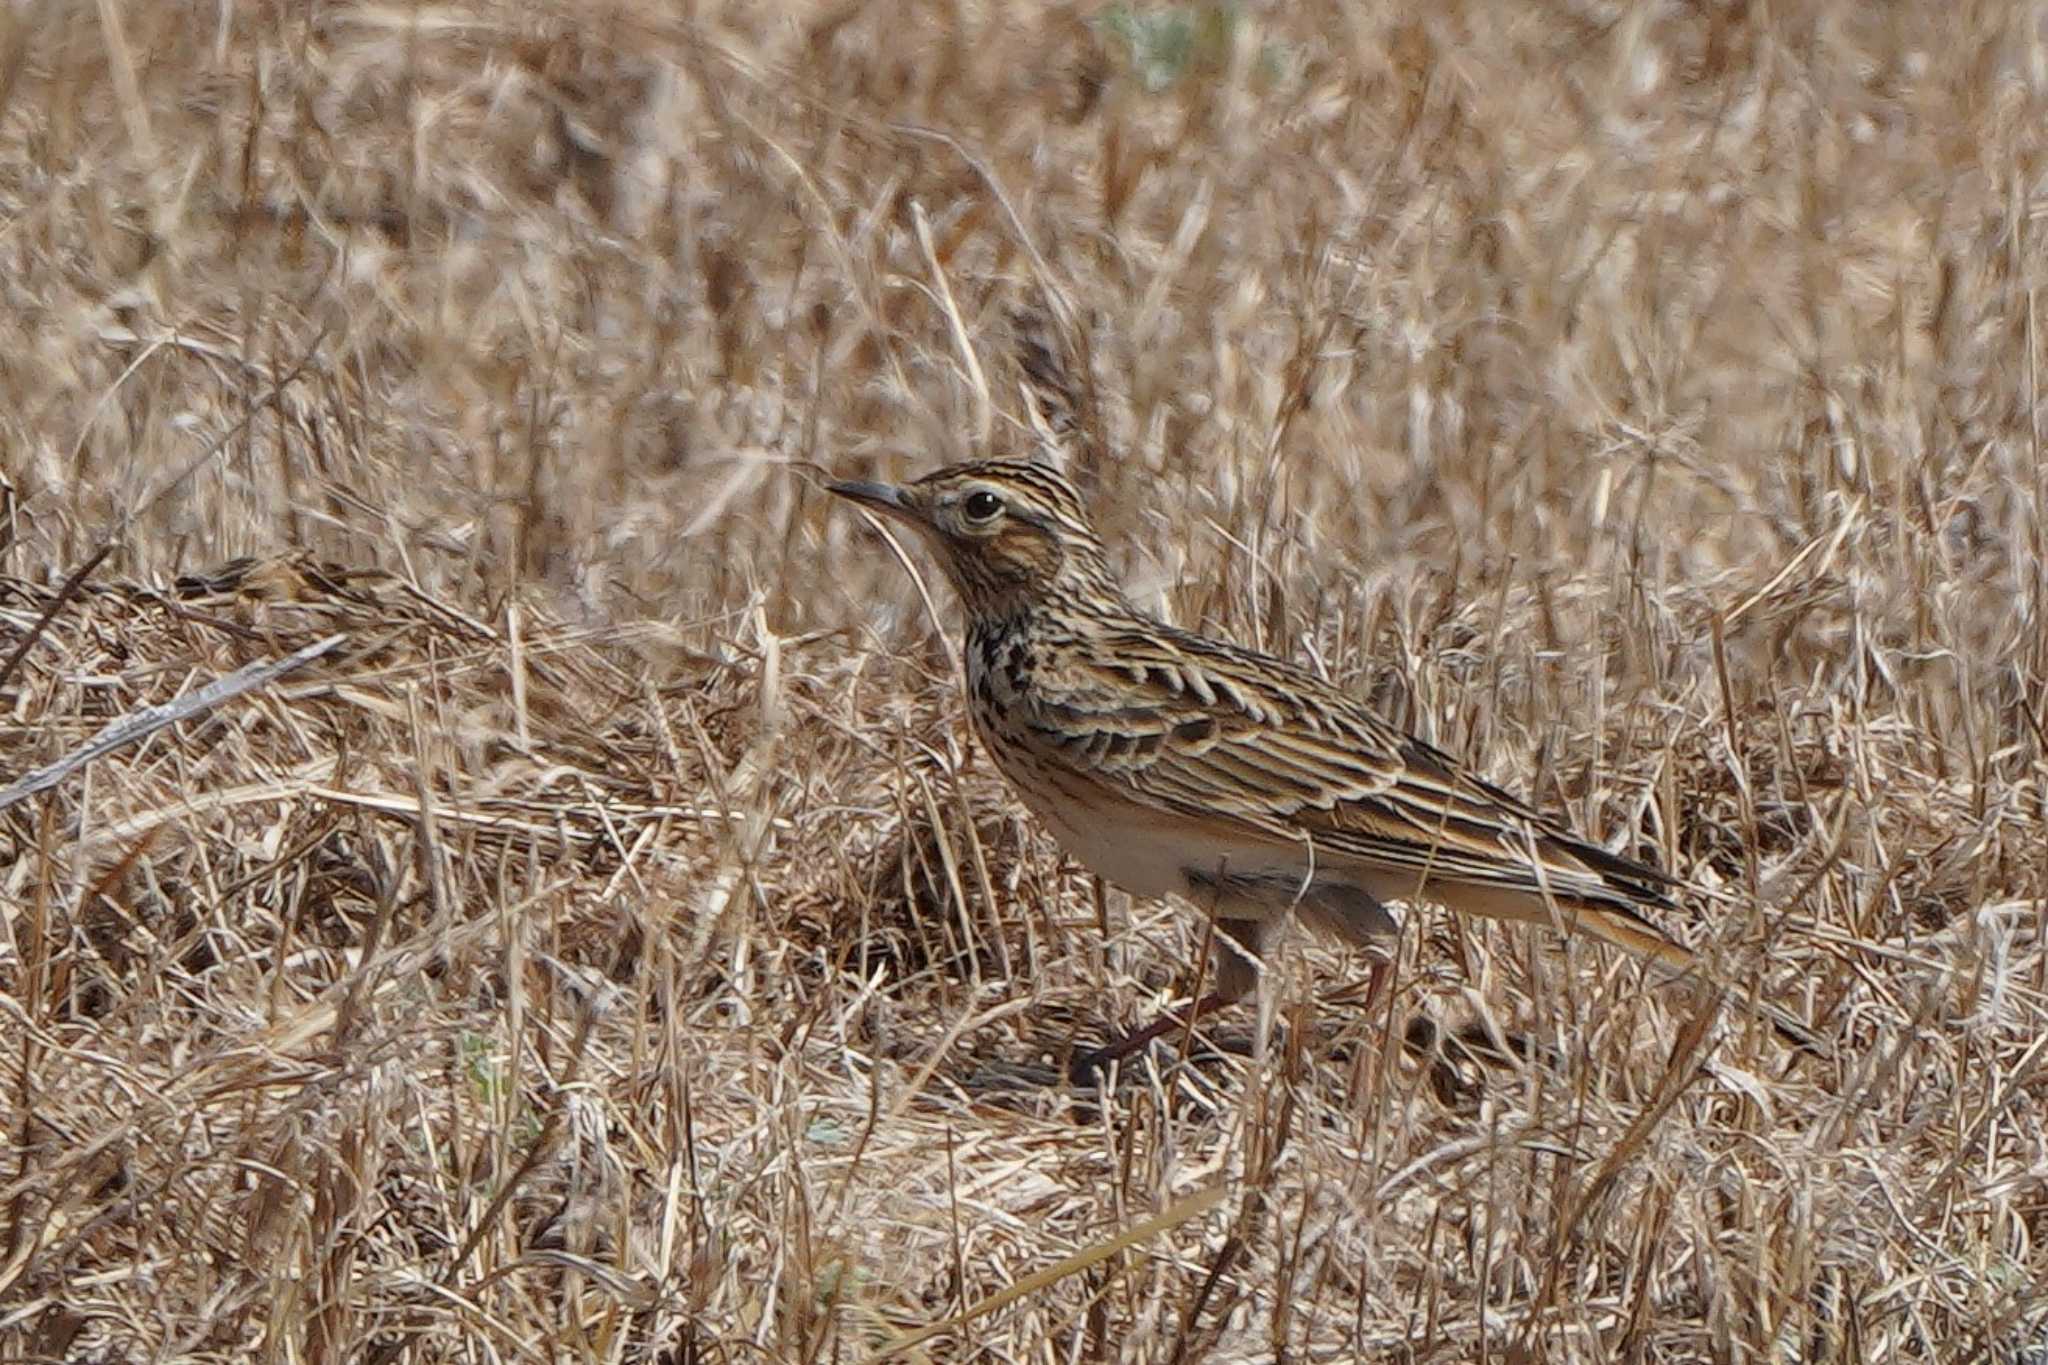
1070 918 1264 1085
1361 952 1392 1020
1068 988 1244 1084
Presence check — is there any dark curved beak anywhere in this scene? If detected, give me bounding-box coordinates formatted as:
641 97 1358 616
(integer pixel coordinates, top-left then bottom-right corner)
827 479 912 518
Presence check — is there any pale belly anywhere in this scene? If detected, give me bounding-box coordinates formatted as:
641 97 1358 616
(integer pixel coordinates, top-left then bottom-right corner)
992 740 1307 904
1028 792 1195 900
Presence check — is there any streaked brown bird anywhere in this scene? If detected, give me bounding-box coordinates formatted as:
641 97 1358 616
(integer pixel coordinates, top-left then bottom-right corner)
830 459 1810 1079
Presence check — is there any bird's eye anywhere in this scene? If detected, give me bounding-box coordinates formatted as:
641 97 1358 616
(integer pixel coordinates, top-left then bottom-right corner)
963 490 1004 522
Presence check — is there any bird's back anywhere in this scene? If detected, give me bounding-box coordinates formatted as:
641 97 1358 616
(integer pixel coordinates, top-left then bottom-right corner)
969 600 1685 956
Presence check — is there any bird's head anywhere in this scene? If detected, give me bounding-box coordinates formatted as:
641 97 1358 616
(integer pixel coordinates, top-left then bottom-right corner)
828 460 1117 616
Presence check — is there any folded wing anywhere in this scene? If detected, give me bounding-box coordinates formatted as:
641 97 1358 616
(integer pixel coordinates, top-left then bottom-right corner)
1022 622 1679 930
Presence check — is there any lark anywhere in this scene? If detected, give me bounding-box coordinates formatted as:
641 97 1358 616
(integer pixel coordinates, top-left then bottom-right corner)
832 459 1807 1078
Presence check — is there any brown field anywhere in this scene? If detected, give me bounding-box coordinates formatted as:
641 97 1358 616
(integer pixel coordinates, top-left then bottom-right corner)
2 1 2045 1360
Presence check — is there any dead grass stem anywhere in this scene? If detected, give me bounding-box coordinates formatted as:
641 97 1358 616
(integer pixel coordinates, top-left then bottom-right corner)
3 1 2047 1360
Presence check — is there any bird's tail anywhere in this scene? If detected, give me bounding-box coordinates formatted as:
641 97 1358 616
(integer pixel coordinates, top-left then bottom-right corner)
1448 878 1824 1056
1558 891 1823 1056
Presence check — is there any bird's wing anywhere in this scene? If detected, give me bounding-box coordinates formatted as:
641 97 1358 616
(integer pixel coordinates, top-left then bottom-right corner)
1022 622 1676 916
1013 620 1828 1054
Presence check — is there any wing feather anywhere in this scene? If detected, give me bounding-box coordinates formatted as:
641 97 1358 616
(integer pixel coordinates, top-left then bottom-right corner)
1021 620 1675 916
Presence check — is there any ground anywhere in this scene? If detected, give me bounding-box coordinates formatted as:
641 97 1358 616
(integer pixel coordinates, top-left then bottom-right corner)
1 2 2045 1361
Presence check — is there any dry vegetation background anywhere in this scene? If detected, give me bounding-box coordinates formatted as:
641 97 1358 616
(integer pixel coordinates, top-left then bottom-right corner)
1 0 2046 1360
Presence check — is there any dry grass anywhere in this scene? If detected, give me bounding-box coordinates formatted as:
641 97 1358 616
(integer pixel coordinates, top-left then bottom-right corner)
2 1 2046 1360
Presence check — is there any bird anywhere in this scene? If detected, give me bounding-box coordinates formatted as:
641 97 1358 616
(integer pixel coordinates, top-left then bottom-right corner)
829 458 1813 1080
